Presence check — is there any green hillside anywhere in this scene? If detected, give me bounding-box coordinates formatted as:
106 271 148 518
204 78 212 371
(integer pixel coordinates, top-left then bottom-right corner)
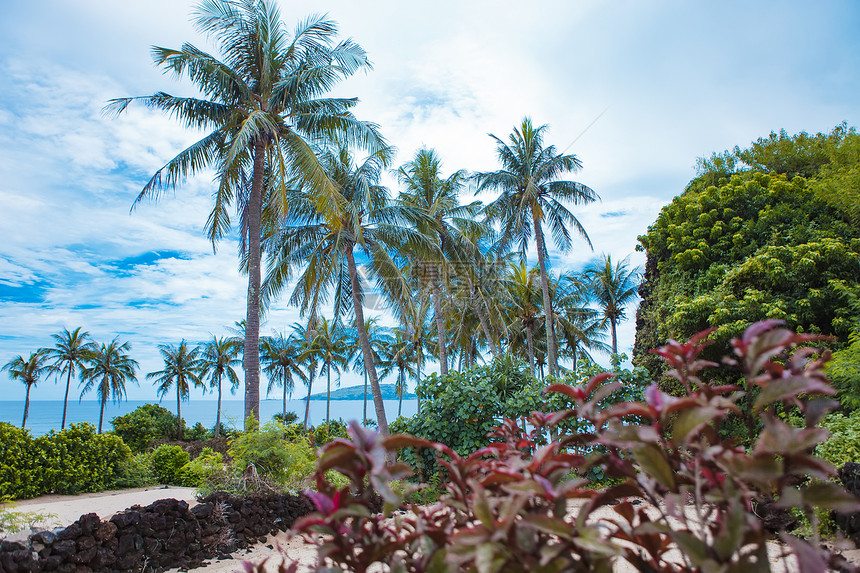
308 384 416 401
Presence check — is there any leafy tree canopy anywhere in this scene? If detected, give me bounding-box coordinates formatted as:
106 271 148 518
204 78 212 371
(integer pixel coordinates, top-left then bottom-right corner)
634 125 860 389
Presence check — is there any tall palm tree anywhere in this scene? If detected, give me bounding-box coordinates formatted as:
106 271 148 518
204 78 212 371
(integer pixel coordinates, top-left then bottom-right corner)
389 332 416 418
261 333 307 425
108 1 385 424
348 316 391 426
148 342 204 440
557 274 610 371
476 117 598 376
292 317 321 430
398 291 433 399
200 336 242 438
3 352 47 429
80 339 139 434
310 318 351 424
265 143 429 437
397 148 481 376
505 262 543 376
42 327 95 429
585 254 639 355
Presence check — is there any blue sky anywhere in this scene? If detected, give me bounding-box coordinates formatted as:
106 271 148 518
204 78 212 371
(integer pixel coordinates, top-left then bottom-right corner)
1 0 858 402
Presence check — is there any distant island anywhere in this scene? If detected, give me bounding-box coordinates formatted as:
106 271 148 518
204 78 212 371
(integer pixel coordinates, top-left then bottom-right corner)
307 384 416 401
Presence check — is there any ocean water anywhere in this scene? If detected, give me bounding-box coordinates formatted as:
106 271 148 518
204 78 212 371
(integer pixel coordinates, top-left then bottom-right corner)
0 398 418 436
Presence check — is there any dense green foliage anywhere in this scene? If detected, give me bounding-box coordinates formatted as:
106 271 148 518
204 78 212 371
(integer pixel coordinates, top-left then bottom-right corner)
150 444 190 485
178 447 224 487
635 125 860 384
228 420 316 491
816 411 860 468
0 422 130 499
393 356 545 459
110 403 180 451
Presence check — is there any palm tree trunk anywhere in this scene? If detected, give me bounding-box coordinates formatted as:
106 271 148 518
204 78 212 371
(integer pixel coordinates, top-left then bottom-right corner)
532 209 558 376
243 140 265 426
362 371 368 426
431 271 448 377
398 368 403 418
610 318 618 356
215 375 222 439
22 384 31 429
98 395 105 434
474 293 499 358
282 373 288 423
304 367 315 430
416 352 422 415
326 364 332 424
346 246 389 436
62 369 72 430
525 325 536 376
176 384 183 441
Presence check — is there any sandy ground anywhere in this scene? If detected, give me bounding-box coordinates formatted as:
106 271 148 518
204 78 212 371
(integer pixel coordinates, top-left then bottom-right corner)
6 487 856 572
6 486 197 542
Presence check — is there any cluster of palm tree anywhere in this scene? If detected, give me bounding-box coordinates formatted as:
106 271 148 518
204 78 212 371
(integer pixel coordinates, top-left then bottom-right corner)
102 0 640 438
1 328 140 432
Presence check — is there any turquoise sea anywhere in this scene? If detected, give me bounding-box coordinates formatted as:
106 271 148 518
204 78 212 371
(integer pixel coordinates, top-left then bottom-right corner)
0 398 418 436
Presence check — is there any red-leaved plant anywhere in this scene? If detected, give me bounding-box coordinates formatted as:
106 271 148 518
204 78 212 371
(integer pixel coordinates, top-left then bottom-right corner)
256 322 860 572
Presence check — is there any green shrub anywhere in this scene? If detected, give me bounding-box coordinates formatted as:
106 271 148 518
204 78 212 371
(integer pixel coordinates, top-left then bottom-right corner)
110 404 179 451
228 420 316 491
272 411 298 425
179 447 224 487
114 452 156 488
38 423 132 495
150 444 191 485
184 422 211 442
0 422 132 499
0 424 39 499
816 410 860 467
312 419 348 446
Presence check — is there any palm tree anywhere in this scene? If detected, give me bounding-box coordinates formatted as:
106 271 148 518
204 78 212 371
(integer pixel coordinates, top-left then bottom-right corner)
148 342 205 440
348 316 391 426
265 143 428 437
584 254 639 355
3 352 47 429
260 333 307 425
389 330 417 418
292 317 321 430
476 117 598 376
108 1 386 424
397 148 481 376
557 281 609 372
398 291 433 409
42 327 95 429
200 336 242 438
505 262 543 376
310 318 351 424
80 339 139 433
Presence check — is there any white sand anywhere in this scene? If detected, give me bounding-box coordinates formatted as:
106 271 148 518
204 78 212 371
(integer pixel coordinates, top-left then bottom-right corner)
5 485 197 541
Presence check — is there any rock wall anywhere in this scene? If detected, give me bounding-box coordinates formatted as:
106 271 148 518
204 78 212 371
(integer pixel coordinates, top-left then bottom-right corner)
0 492 314 573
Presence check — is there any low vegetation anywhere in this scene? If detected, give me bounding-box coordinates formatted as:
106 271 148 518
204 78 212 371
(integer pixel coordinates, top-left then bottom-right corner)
287 322 859 572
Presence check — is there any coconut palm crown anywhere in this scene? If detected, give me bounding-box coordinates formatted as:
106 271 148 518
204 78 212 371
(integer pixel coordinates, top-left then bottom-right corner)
80 339 139 434
42 327 95 430
148 341 205 440
3 352 48 429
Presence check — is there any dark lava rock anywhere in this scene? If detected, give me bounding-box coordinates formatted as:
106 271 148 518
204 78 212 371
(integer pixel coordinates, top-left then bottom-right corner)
78 513 100 536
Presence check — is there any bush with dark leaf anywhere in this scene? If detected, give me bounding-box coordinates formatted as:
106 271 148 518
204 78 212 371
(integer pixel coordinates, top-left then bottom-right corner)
259 321 859 573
